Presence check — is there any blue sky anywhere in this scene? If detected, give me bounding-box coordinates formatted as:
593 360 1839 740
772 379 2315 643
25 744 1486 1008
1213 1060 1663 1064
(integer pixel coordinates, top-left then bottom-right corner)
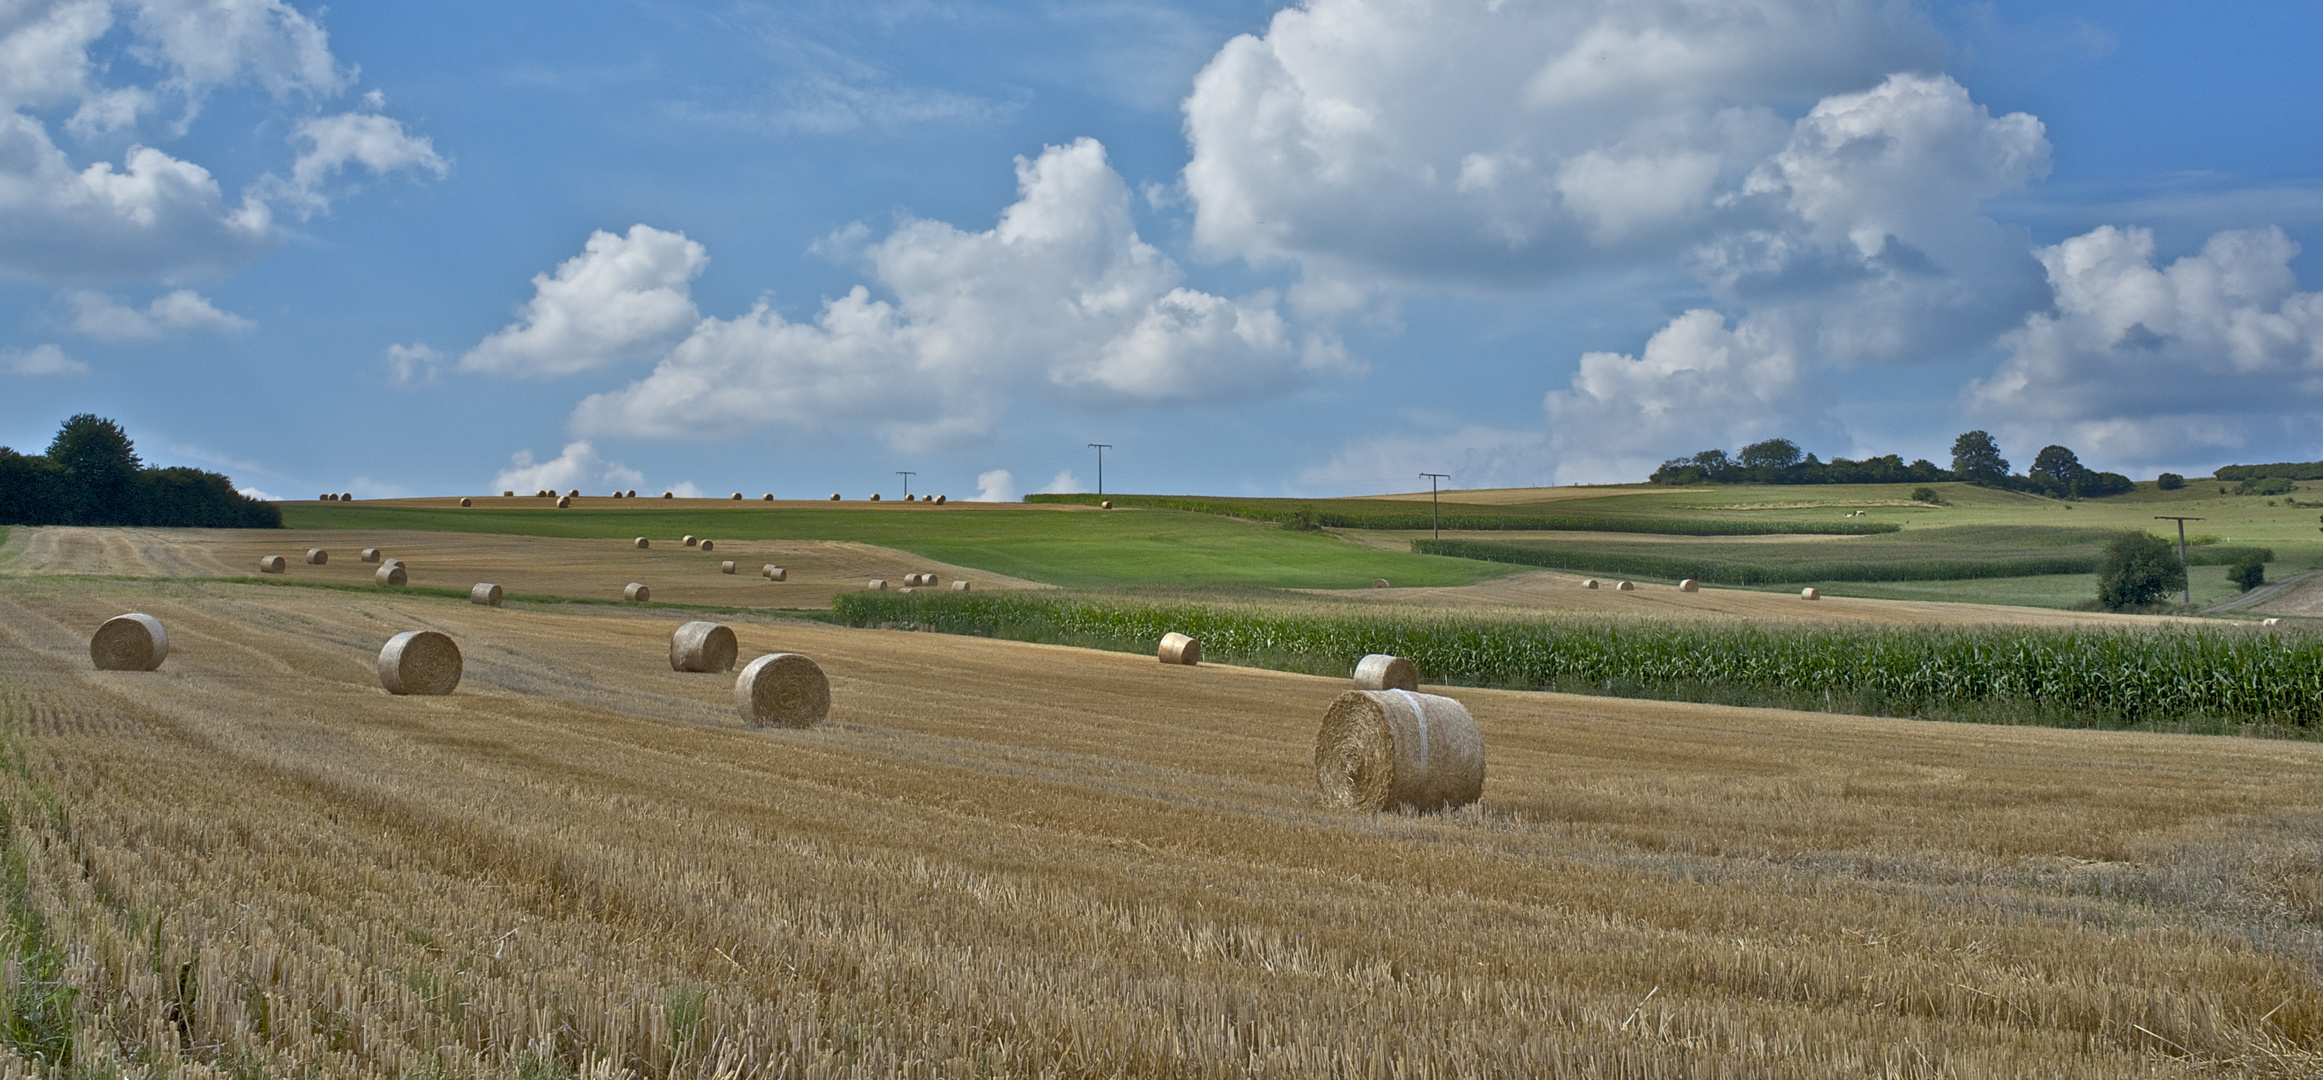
3 0 2319 501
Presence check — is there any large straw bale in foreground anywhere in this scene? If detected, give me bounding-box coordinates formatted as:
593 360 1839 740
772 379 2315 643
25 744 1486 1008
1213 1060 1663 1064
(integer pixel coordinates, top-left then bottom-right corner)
1353 654 1418 692
1315 689 1484 812
469 583 503 607
90 613 168 671
378 631 462 696
734 653 830 728
1158 632 1201 665
671 621 739 673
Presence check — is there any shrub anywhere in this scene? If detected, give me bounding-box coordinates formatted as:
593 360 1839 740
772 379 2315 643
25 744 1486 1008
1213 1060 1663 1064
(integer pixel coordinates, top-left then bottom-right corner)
2230 555 2266 593
2157 473 2186 490
2239 476 2296 496
1910 486 1942 504
2098 532 2187 610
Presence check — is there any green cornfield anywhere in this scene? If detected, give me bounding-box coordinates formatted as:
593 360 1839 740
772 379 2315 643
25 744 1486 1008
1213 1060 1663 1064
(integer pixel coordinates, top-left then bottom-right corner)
1025 493 1901 535
1412 531 2275 584
836 591 2321 734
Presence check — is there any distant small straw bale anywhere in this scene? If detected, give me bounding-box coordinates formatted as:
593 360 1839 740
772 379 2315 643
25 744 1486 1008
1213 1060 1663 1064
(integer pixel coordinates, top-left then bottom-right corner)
460 497 472 507
628 490 638 498
1158 632 1201 665
734 653 830 728
1373 579 1390 589
503 490 514 497
378 630 461 696
763 494 774 501
683 535 697 546
1581 579 1598 589
376 564 407 586
662 492 674 499
360 548 382 563
935 495 947 504
951 580 971 591
1353 654 1418 692
870 493 881 501
624 583 650 601
670 620 739 673
470 583 503 607
341 492 352 501
830 493 841 501
259 555 285 574
556 496 571 508
699 540 714 551
1679 579 1700 592
90 613 167 671
1616 581 1635 591
305 549 328 565
634 537 650 549
867 579 888 590
1314 689 1484 812
721 560 736 574
1801 587 1821 600
732 492 743 500
1100 500 1113 510
763 565 786 581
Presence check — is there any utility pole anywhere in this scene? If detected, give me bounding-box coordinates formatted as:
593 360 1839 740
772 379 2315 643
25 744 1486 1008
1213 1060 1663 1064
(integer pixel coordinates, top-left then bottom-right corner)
2156 516 2203 606
1420 472 1451 540
896 471 915 500
1088 444 1112 497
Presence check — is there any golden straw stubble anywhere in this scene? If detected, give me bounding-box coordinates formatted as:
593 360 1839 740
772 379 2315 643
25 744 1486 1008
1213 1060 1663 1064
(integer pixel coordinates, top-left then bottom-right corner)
1352 653 1418 691
1314 689 1484 812
734 652 830 728
1157 632 1201 665
670 621 739 673
89 613 168 671
377 631 462 695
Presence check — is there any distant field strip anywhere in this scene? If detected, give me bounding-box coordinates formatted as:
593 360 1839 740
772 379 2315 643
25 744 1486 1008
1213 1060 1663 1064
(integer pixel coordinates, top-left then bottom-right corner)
1026 494 1902 535
1414 525 2275 584
839 591 2323 733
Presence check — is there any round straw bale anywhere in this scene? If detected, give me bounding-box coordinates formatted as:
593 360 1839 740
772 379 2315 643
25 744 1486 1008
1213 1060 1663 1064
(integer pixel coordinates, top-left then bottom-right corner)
1158 632 1201 665
90 613 168 671
504 490 515 497
2264 617 2283 627
628 490 638 498
1582 579 1598 589
305 548 328 565
721 560 736 574
671 620 739 673
1100 500 1113 510
376 564 408 586
1373 578 1390 589
1801 587 1821 600
662 492 674 499
1679 579 1700 592
867 579 887 590
625 582 650 601
460 497 472 507
259 555 286 573
1353 654 1418 692
763 565 786 581
360 548 382 563
1616 580 1635 591
830 493 841 500
684 535 697 546
732 492 743 500
869 493 881 501
556 495 571 509
734 653 830 728
899 586 916 594
470 583 503 607
321 493 332 501
568 489 579 497
1314 689 1485 812
699 540 714 552
341 492 352 501
378 630 462 696
951 580 971 591
935 495 947 504
763 493 773 500
635 537 650 549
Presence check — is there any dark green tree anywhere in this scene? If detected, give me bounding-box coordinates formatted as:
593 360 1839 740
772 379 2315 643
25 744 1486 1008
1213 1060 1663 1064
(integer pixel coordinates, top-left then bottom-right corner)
1737 438 1803 471
46 413 142 525
2028 444 2086 496
0 447 68 524
1949 430 2009 485
2096 531 2187 610
2156 473 2185 491
2229 554 2266 593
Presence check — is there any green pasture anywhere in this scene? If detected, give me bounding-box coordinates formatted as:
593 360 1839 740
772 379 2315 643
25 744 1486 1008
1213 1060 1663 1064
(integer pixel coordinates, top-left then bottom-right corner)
277 504 1516 590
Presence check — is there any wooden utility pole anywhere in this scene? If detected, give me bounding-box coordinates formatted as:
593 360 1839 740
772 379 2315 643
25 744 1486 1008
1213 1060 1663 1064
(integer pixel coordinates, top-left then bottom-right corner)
2155 516 2203 606
1420 473 1451 540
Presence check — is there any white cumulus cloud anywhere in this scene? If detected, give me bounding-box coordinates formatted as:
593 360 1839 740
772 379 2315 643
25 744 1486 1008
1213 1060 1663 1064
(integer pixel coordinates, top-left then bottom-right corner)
271 107 447 216
566 139 1328 450
65 288 252 339
460 225 708 377
490 441 647 495
2 343 86 375
383 342 442 384
1968 225 2323 472
973 469 1018 502
1037 470 1084 495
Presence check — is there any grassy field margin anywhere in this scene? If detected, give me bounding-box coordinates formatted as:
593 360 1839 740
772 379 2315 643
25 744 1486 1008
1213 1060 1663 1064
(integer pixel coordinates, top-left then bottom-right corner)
836 591 2323 736
1025 493 1902 534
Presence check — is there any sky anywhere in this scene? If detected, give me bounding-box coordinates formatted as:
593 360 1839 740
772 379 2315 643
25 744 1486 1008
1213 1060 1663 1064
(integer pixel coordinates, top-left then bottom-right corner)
3 0 2320 502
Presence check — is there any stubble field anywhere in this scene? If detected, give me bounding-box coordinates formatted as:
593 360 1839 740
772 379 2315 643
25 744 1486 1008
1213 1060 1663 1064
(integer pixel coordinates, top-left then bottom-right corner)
4 569 2323 1077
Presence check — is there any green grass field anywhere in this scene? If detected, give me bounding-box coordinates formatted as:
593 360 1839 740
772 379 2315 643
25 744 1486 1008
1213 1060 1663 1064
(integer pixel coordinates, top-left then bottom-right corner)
277 504 1517 589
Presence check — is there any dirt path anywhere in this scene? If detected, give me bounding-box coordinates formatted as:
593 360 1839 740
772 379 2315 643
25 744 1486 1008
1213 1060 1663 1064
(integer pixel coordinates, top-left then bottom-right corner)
0 577 2317 1075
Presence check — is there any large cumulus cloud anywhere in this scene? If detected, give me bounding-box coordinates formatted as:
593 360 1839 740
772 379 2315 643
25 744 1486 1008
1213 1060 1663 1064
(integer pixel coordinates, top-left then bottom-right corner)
559 139 1331 450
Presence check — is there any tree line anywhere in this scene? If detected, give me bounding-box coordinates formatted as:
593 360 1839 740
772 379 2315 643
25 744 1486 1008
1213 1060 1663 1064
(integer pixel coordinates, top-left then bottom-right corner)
1651 431 2135 499
0 414 281 528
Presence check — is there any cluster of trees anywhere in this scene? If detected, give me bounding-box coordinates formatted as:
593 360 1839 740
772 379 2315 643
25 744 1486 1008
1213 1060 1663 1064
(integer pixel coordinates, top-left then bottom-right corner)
0 414 280 528
1651 431 2134 499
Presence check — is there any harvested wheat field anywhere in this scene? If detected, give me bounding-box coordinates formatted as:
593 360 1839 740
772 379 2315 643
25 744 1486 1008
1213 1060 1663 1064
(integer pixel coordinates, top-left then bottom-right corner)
3 575 2322 1077
0 526 1046 609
